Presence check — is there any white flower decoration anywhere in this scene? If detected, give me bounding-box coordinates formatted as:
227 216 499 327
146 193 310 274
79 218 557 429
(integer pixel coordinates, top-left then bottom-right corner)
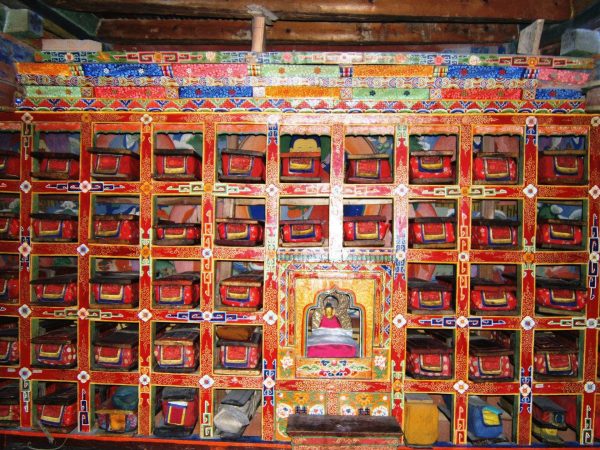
263 310 278 325
77 371 90 384
521 316 535 330
589 185 600 200
18 304 31 319
77 244 89 256
140 114 152 125
585 381 597 393
199 374 214 389
468 55 481 65
79 180 91 194
309 405 324 415
281 355 293 370
374 355 387 370
395 250 406 261
372 406 389 416
267 115 280 125
587 318 598 329
392 314 406 329
139 374 150 386
453 380 469 394
590 252 599 264
18 242 31 258
202 247 213 259
332 185 342 196
456 316 469 328
525 116 537 127
202 311 213 321
263 376 275 389
21 112 33 124
394 184 409 197
523 184 538 198
266 184 279 197
519 383 532 397
458 252 469 262
137 308 152 322
77 308 89 320
20 180 31 194
591 116 600 127
276 403 292 419
19 367 31 380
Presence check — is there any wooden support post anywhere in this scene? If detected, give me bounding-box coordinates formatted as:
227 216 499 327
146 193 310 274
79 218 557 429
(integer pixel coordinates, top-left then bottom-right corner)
251 14 265 52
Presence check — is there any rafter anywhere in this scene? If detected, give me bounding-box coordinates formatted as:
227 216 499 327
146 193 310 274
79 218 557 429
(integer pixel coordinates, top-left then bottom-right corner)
98 19 519 45
46 0 574 23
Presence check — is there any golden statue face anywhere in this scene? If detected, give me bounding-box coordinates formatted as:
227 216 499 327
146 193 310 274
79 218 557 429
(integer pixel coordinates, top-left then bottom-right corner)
324 306 334 318
290 138 320 153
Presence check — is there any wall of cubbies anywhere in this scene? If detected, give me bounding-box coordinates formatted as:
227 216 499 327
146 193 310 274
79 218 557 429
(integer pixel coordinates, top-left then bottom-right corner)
0 55 598 447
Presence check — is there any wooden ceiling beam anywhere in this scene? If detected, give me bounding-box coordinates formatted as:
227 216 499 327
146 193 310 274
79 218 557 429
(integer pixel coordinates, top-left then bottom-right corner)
47 0 573 23
97 19 519 45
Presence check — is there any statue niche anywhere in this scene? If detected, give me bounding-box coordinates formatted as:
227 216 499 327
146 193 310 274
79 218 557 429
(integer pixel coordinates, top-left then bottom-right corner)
305 289 361 358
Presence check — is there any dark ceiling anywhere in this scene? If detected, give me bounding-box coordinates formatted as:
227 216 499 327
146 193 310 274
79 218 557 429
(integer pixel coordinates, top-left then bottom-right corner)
3 0 600 52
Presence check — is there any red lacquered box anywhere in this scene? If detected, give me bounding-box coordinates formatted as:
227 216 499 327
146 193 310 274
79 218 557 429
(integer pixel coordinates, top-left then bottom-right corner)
220 149 265 183
469 338 514 381
0 150 19 179
538 150 585 185
219 273 263 309
0 328 18 365
89 147 140 181
406 334 453 379
535 278 588 314
409 150 455 184
471 219 519 249
346 154 392 184
92 214 139 245
93 327 138 371
280 152 321 182
216 330 262 370
32 325 77 368
31 213 78 242
408 278 454 312
154 148 202 181
0 381 20 427
155 387 198 437
470 277 518 313
0 271 19 304
154 273 200 308
90 272 139 307
30 151 79 180
216 218 263 246
154 221 201 246
0 212 19 240
473 154 518 184
154 325 199 373
280 220 324 246
30 273 78 306
36 385 78 431
534 332 578 379
536 219 584 250
409 217 456 248
343 215 389 247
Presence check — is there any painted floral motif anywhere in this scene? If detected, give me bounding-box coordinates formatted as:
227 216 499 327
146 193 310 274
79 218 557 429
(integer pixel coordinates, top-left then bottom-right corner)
372 406 389 416
276 402 292 419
